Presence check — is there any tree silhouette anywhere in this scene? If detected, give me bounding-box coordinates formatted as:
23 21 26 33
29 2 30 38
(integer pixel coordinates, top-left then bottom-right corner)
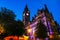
0 8 16 22
0 8 25 37
13 20 25 36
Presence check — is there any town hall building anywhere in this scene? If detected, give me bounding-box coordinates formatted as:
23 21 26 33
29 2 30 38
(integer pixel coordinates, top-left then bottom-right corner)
22 4 58 40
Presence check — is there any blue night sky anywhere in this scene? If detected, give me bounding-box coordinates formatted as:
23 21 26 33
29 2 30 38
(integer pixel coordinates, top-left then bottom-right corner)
0 0 60 24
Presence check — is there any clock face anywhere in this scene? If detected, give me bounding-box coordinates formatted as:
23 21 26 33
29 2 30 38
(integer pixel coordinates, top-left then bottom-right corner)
26 13 29 16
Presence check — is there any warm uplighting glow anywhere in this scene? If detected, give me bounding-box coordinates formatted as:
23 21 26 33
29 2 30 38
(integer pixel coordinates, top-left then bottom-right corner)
4 36 19 40
49 35 53 38
27 28 31 33
4 35 29 40
19 35 29 40
0 24 4 34
19 36 24 40
23 35 29 40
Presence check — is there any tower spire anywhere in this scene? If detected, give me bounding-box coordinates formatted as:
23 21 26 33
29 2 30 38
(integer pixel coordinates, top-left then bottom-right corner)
23 5 30 27
44 4 49 13
24 5 29 12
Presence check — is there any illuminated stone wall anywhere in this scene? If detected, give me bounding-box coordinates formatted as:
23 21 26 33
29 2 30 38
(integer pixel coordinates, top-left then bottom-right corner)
23 5 58 39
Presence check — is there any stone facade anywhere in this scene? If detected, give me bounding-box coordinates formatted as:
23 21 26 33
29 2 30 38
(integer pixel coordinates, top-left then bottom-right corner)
23 4 58 39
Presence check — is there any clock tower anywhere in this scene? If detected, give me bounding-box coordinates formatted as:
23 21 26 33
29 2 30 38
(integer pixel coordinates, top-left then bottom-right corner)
23 5 30 27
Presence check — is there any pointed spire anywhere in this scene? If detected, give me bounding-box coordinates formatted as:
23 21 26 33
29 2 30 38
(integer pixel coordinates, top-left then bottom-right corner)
32 17 34 21
44 4 49 13
23 5 29 13
24 5 29 11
